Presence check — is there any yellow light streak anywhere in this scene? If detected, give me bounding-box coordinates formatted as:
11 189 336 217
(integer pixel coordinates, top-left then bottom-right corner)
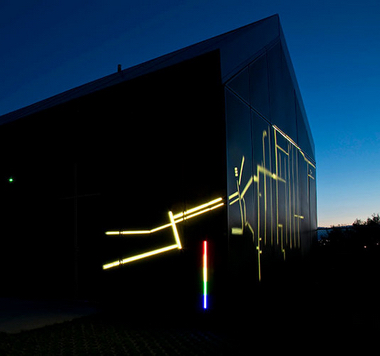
181 202 224 221
150 223 172 233
300 150 316 169
121 230 151 235
228 191 239 201
105 231 122 235
106 198 224 236
173 197 223 220
257 166 286 183
106 230 153 235
103 198 224 270
262 130 268 245
273 125 299 151
228 124 316 282
276 145 289 155
103 244 179 270
102 260 121 269
231 227 243 235
274 125 316 169
229 197 240 206
240 176 253 199
169 211 182 249
239 156 245 186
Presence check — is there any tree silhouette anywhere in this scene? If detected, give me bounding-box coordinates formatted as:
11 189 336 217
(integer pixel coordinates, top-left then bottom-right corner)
324 213 380 251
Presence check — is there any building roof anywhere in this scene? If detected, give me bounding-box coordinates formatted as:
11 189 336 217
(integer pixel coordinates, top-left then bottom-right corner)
0 14 314 160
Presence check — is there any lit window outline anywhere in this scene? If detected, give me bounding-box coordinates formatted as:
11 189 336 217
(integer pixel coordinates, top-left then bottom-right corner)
103 198 224 270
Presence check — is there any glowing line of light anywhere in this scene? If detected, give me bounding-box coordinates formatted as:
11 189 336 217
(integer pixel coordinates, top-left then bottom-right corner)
102 244 179 270
150 223 172 233
229 191 239 201
121 230 151 235
102 260 121 269
228 125 315 282
106 198 224 236
231 227 243 235
229 197 240 206
169 211 182 249
294 214 304 219
103 198 224 270
182 202 224 221
173 197 223 220
203 240 208 309
273 125 316 168
240 176 253 199
273 125 299 151
239 156 245 186
276 145 289 155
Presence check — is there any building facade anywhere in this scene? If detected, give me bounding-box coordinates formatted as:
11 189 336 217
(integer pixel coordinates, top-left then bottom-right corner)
0 15 316 312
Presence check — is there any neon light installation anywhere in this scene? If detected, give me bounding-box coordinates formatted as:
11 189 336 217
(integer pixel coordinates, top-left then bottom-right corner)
228 125 315 281
203 240 208 309
103 198 224 270
105 197 223 236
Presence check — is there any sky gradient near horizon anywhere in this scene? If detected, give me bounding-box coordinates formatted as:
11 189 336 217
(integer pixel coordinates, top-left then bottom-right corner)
1 0 379 227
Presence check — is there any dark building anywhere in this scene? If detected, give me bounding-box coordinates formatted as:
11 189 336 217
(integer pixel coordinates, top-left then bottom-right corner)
0 15 316 312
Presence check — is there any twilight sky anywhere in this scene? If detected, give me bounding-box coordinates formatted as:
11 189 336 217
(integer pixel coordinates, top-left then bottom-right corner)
1 0 379 227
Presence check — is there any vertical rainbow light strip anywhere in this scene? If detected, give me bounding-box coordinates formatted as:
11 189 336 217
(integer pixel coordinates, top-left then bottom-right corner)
203 240 208 309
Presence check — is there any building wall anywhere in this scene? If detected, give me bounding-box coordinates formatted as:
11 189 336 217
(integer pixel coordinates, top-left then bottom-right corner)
0 51 228 307
0 36 317 313
225 39 317 291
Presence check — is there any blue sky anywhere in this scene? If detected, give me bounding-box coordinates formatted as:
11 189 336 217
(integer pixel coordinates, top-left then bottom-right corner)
1 0 379 227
